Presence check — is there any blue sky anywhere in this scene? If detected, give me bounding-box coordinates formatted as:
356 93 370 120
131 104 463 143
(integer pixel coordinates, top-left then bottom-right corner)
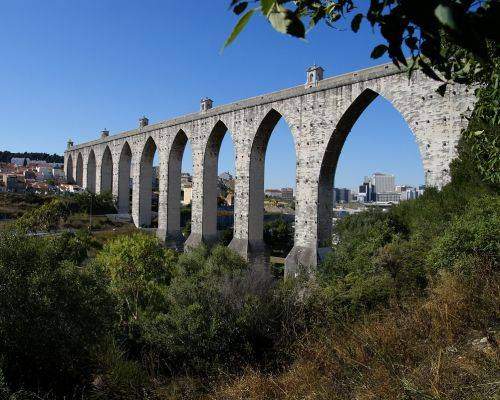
0 0 424 189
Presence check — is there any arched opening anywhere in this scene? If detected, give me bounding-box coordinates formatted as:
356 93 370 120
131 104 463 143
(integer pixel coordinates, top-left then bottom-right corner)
138 137 157 227
86 149 96 193
318 88 424 246
165 130 193 245
76 153 83 187
202 120 235 245
249 109 296 265
66 155 73 183
117 142 132 214
100 146 113 194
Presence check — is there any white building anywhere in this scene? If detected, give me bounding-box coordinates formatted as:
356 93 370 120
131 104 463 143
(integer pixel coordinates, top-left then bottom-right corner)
36 166 53 180
371 172 395 194
10 157 30 166
52 168 65 179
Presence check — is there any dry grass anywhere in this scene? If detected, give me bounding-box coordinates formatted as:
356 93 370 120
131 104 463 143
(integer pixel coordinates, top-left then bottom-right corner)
208 259 499 400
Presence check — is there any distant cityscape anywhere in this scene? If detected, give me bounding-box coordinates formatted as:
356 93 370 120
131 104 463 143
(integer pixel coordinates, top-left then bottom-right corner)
0 157 67 194
335 172 425 205
262 172 424 206
0 157 423 209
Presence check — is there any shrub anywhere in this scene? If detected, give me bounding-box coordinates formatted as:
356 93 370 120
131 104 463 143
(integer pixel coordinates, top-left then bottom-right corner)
90 337 151 400
14 198 70 232
0 231 116 394
138 245 261 374
427 196 500 273
67 191 116 215
263 218 294 256
94 232 176 327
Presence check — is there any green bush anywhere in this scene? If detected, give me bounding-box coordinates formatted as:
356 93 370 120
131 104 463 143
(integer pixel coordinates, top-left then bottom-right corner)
263 217 294 256
14 198 70 232
0 231 116 394
427 196 500 273
93 238 286 377
135 245 266 373
67 191 116 215
90 337 151 400
94 232 176 327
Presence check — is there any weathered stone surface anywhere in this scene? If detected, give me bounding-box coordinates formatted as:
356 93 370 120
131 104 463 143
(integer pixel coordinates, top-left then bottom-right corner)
64 62 475 275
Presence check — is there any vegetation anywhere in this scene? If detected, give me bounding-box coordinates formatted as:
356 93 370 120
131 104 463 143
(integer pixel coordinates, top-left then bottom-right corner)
0 3 497 397
264 217 294 257
0 230 115 395
0 150 63 164
0 168 497 398
12 192 117 233
0 192 50 220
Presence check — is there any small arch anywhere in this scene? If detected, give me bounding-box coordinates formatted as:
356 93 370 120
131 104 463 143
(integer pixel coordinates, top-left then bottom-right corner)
165 129 193 243
138 137 158 227
117 142 132 214
66 154 74 183
100 146 113 194
75 152 84 187
86 149 96 193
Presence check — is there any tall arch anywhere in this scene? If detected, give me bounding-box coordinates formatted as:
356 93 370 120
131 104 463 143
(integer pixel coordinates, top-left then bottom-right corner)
75 152 84 187
100 146 113 194
86 149 96 193
66 154 74 183
317 88 421 245
202 120 235 244
138 137 157 227
248 108 296 254
117 142 132 214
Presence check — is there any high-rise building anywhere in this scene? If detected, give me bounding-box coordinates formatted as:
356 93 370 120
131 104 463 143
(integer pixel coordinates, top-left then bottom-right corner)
371 172 395 194
358 179 375 202
333 187 351 204
400 187 418 201
356 173 398 203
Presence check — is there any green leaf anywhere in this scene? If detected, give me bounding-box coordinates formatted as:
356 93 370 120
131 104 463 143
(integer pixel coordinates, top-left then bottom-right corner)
233 2 248 15
370 44 388 59
351 13 363 32
418 58 444 82
435 4 458 30
222 8 256 51
268 6 305 38
436 83 447 97
260 0 274 16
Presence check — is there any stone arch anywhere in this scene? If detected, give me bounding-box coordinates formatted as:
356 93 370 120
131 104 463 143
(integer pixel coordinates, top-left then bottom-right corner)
117 141 132 214
317 88 420 245
138 136 158 227
86 149 97 193
66 154 74 183
201 120 236 243
164 129 191 245
75 152 84 187
248 108 297 247
100 145 113 194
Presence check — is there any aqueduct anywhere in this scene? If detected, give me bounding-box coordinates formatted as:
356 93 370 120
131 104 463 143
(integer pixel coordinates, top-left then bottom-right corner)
64 62 474 275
